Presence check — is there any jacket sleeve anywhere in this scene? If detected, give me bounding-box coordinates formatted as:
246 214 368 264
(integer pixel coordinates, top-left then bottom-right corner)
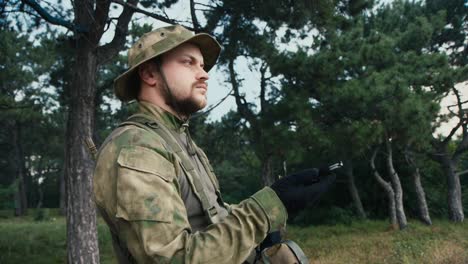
114 145 287 264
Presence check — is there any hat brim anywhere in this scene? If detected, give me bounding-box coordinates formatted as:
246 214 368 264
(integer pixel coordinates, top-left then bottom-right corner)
114 33 221 102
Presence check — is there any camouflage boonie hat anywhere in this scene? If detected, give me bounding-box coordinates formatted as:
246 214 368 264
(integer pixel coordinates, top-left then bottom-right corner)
114 25 222 102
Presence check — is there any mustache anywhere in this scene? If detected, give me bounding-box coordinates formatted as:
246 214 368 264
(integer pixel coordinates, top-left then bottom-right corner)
193 81 207 89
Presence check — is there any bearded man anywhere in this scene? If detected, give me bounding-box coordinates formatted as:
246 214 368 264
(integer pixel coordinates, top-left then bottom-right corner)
93 24 336 264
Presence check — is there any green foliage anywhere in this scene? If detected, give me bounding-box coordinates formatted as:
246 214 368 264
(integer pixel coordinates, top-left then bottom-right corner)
0 28 55 210
2 214 467 263
0 213 115 264
191 112 263 202
288 220 468 263
33 208 50 222
294 206 358 226
262 0 462 224
426 0 467 67
1 0 466 231
0 182 17 210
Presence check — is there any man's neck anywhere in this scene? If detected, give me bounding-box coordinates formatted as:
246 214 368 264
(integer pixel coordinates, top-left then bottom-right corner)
138 83 189 120
138 97 187 121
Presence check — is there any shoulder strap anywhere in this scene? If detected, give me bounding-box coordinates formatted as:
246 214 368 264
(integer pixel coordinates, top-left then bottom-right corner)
283 240 309 264
260 240 309 264
120 113 222 224
193 144 220 189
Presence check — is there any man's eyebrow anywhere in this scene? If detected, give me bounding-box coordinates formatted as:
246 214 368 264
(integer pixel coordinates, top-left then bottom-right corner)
180 54 204 64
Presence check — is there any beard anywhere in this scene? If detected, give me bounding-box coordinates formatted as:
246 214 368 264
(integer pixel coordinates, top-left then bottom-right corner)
162 83 207 117
174 95 206 115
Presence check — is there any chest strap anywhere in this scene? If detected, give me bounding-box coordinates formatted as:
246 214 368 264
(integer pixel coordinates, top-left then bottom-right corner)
119 113 222 224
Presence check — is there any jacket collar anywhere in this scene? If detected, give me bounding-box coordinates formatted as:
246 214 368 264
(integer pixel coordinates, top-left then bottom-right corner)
138 101 187 132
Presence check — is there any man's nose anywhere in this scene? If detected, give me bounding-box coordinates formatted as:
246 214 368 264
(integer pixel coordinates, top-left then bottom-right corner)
197 67 209 81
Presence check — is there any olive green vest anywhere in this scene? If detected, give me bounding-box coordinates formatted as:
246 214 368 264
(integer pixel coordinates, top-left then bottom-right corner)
120 113 228 226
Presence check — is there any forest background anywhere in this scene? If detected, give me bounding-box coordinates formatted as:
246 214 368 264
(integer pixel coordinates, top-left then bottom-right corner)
0 0 467 263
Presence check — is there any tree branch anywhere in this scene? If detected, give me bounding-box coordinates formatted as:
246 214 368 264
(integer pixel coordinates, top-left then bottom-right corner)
447 100 468 110
259 61 268 116
91 0 112 43
0 104 34 110
442 121 463 145
456 169 468 177
453 132 468 160
452 87 466 121
370 146 390 187
110 0 194 30
451 86 468 160
194 2 217 9
189 0 200 32
228 57 256 126
97 0 139 65
21 0 87 33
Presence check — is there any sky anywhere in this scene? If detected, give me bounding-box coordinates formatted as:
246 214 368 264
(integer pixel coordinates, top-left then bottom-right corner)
99 1 241 122
19 0 468 136
100 1 316 122
139 0 467 138
433 82 468 138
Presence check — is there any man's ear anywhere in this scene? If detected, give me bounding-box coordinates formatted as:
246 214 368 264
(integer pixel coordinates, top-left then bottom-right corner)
138 61 158 86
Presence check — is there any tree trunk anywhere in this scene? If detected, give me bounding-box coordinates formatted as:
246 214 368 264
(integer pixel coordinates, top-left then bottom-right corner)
59 150 67 216
35 159 45 210
371 147 397 229
385 139 407 229
404 152 432 225
412 167 432 225
442 157 464 222
12 121 27 216
19 0 137 262
429 85 466 222
262 155 276 186
344 160 366 219
430 143 464 222
65 46 99 264
36 183 43 210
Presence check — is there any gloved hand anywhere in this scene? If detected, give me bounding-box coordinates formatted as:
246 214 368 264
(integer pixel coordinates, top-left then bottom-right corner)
259 231 282 251
270 168 336 216
318 166 332 177
320 161 343 176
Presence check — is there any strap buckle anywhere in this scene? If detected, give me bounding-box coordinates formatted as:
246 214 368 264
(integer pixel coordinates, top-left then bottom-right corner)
206 205 221 224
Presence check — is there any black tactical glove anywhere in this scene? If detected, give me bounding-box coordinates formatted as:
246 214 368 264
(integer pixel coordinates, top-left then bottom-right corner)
259 231 282 251
270 168 336 216
318 166 332 177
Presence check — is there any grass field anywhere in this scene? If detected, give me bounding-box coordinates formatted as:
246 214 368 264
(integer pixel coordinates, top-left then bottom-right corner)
1 209 467 263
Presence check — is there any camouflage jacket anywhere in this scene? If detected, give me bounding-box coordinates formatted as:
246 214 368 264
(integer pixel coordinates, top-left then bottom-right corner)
93 101 287 264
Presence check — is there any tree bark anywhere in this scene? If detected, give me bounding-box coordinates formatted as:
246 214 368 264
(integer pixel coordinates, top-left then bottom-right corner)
228 55 278 187
65 45 100 264
442 156 464 222
370 147 397 229
429 86 466 222
385 139 407 229
34 157 45 209
59 161 66 215
430 141 464 222
36 182 44 210
412 167 432 225
21 0 137 262
404 151 432 225
262 155 277 186
12 120 27 216
63 1 138 262
344 160 366 218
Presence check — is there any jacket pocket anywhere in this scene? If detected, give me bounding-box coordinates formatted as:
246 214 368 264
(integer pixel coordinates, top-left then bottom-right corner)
116 145 176 223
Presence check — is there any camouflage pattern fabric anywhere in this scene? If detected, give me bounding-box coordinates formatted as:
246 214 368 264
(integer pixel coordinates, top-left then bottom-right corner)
114 25 221 102
93 101 288 263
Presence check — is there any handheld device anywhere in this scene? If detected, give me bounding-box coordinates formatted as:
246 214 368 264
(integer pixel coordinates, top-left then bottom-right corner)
328 161 344 171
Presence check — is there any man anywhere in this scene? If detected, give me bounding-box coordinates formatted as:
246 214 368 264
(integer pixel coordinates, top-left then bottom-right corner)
93 24 336 263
